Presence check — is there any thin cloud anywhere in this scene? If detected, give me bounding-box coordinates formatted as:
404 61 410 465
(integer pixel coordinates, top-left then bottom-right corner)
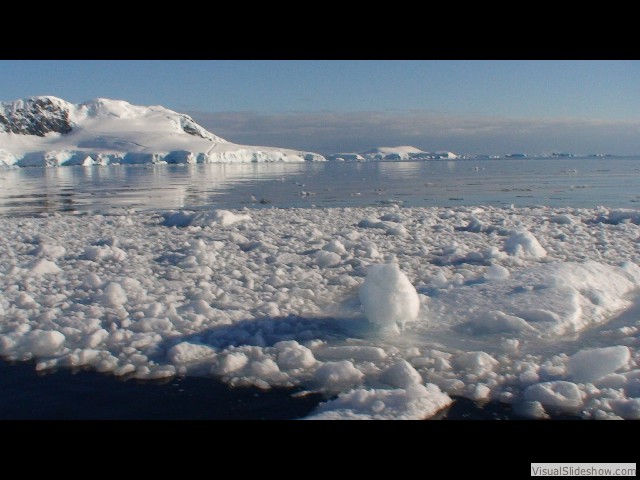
188 110 640 156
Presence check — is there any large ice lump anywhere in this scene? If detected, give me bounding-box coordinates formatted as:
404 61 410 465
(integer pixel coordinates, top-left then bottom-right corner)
359 263 420 333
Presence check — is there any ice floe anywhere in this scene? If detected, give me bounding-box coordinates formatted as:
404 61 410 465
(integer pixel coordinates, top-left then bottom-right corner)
0 205 639 419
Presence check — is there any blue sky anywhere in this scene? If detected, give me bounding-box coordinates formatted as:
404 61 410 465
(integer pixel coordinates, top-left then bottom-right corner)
1 60 639 154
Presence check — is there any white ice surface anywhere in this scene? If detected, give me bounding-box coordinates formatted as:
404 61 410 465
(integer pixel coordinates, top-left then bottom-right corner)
0 205 639 419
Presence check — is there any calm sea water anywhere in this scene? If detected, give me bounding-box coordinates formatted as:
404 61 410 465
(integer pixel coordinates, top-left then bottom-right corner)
1 157 639 215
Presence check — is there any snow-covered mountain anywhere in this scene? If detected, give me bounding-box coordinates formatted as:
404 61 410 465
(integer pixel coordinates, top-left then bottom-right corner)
328 146 458 162
0 96 325 167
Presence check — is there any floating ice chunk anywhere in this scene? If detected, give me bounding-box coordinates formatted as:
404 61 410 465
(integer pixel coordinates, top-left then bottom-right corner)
380 212 405 223
84 245 127 262
84 329 109 349
136 318 174 333
502 338 520 352
168 342 216 365
14 292 38 309
436 260 640 338
315 250 341 268
163 209 251 228
514 400 549 419
609 398 640 419
359 263 420 333
210 210 252 227
386 224 408 237
455 351 499 377
550 214 574 225
568 346 630 383
358 218 386 229
83 273 103 289
323 239 347 255
362 242 381 259
274 340 316 370
484 264 510 281
431 270 449 288
22 330 65 357
470 384 491 401
161 211 194 227
0 334 17 355
504 229 546 258
465 216 486 232
33 243 66 259
466 310 534 334
525 261 639 334
103 282 127 307
315 346 387 363
524 381 582 410
250 358 281 377
594 373 627 389
228 232 249 245
29 258 61 276
217 352 249 374
66 348 101 367
601 209 640 225
380 360 423 388
307 383 451 420
314 360 364 391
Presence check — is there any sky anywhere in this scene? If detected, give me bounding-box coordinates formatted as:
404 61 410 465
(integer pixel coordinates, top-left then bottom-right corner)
1 60 639 155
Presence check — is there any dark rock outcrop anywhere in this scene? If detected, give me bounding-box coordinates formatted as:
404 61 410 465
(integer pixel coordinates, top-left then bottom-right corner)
0 97 73 137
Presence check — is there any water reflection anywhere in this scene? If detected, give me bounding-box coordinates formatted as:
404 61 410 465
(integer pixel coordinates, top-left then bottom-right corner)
0 163 310 215
377 161 422 179
0 158 639 216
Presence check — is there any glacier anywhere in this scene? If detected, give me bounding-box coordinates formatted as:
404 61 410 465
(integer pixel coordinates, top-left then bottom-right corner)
0 96 325 167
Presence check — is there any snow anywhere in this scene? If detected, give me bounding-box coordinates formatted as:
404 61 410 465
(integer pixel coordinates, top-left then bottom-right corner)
0 96 325 167
1 204 640 419
359 263 420 333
